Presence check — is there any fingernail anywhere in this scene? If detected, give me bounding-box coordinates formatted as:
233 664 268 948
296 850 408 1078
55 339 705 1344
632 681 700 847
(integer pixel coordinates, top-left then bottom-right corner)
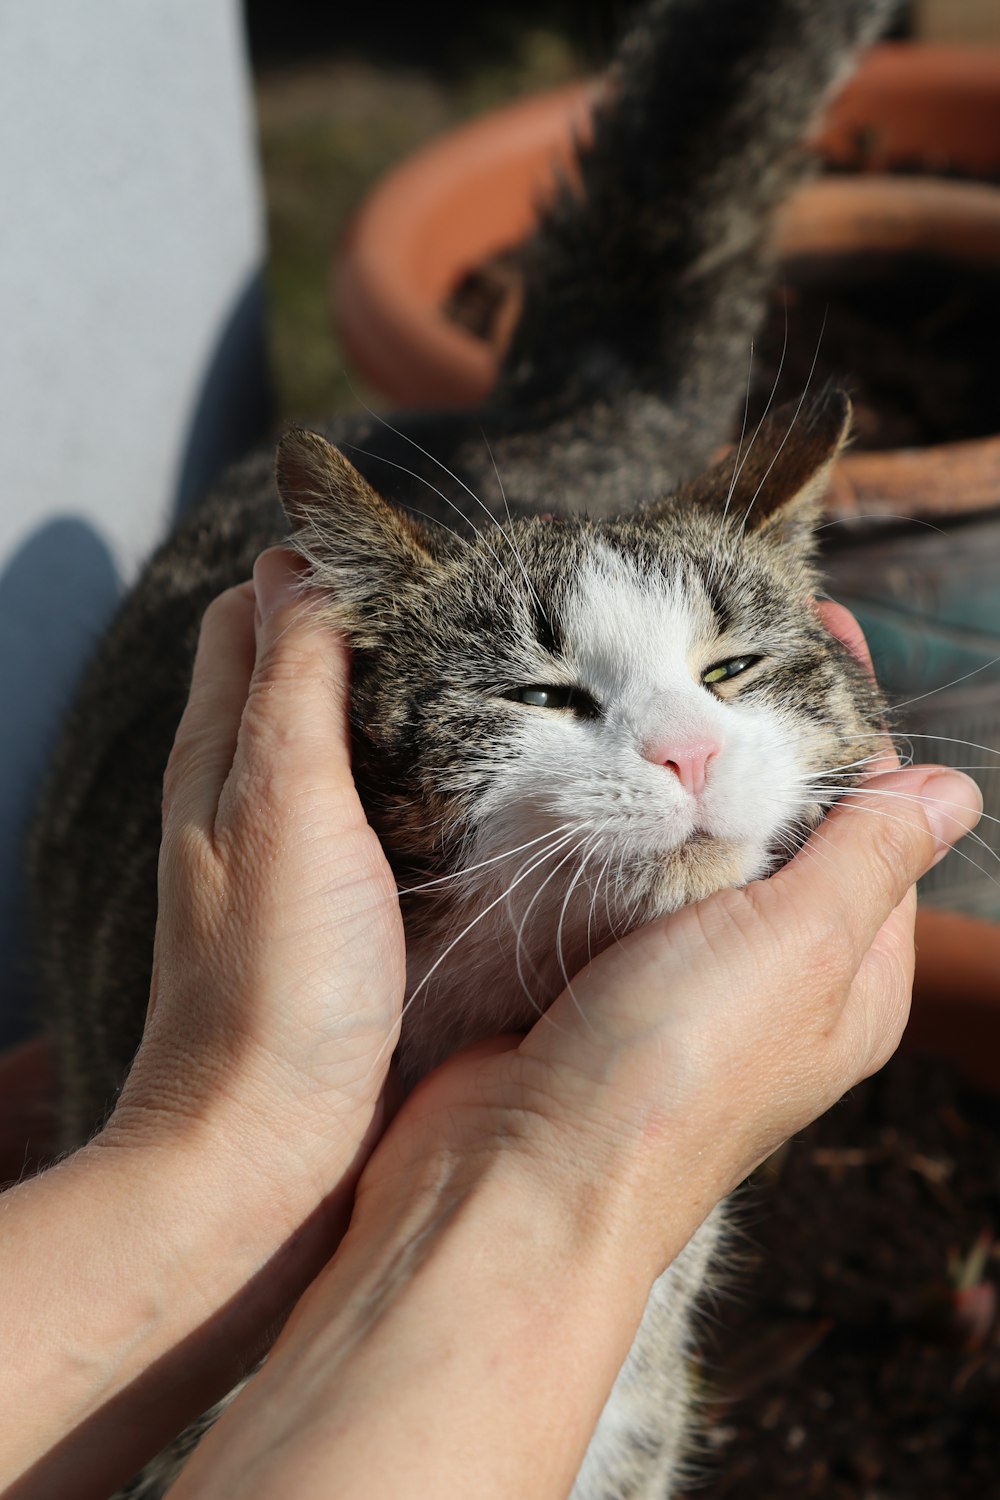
922 771 983 868
253 548 308 621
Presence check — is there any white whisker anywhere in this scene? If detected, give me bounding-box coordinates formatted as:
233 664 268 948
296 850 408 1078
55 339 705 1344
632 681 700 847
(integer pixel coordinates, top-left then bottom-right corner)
480 426 550 625
342 442 523 604
587 850 615 966
815 514 946 535
511 832 594 1015
835 729 1000 761
378 827 583 1071
890 657 1000 713
707 335 758 586
795 790 1000 888
554 832 606 1033
397 822 574 895
727 302 789 509
800 782 1000 835
739 304 829 532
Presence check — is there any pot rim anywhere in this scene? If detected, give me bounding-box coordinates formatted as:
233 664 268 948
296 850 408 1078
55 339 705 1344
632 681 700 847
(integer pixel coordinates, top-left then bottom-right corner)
336 80 597 408
906 907 1000 1093
775 176 1000 523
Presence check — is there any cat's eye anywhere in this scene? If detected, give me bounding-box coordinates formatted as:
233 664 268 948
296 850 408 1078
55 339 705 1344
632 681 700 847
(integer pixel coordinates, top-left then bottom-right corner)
702 655 761 686
505 684 601 718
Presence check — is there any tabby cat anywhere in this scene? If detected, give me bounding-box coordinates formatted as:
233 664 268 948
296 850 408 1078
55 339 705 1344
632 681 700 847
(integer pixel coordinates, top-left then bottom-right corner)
29 0 896 1493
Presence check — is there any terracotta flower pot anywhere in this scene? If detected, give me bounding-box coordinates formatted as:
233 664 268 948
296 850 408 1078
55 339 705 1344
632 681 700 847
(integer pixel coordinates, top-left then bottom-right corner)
908 908 1000 1093
818 43 1000 175
336 80 597 409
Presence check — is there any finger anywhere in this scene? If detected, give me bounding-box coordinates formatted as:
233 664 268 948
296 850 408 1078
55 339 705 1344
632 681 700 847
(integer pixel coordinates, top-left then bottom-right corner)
845 887 917 1078
814 598 874 677
765 765 982 974
162 582 257 834
813 599 901 771
216 548 360 837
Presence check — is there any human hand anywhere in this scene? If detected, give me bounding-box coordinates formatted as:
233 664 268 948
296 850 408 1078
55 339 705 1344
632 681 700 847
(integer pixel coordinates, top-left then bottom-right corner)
165 604 981 1500
0 552 410 1500
351 603 981 1293
108 548 404 1224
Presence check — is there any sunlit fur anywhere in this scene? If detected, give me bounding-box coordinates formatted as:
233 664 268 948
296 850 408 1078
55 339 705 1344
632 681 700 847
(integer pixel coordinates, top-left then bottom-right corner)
283 429 884 1087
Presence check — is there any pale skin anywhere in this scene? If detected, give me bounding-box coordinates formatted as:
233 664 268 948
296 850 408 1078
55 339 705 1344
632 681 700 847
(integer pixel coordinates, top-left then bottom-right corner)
0 550 982 1500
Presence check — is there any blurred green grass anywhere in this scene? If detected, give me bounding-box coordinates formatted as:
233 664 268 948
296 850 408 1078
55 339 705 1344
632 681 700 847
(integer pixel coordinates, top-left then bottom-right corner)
254 30 584 422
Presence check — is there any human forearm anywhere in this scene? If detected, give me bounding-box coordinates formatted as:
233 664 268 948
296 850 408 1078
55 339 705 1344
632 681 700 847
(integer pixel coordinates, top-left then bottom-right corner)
0 1122 363 1500
167 1144 666 1500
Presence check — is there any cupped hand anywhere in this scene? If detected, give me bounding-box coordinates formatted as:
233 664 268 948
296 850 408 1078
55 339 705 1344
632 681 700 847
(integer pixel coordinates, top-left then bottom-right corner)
109 549 405 1209
352 606 982 1290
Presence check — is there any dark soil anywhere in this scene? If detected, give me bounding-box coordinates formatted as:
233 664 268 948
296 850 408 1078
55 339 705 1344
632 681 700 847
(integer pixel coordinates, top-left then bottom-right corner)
445 245 524 342
445 249 1000 450
689 1054 1000 1499
748 253 1000 451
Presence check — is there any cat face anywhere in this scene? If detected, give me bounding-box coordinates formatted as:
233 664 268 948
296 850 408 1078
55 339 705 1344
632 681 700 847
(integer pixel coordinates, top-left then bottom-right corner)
276 393 883 1075
469 527 862 906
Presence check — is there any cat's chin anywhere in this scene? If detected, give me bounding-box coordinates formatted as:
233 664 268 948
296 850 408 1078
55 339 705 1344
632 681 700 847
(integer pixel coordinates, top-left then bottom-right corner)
394 832 765 1090
641 833 764 917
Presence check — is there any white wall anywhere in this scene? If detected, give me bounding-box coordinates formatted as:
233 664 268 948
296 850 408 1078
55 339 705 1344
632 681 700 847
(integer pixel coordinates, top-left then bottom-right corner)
0 0 270 1038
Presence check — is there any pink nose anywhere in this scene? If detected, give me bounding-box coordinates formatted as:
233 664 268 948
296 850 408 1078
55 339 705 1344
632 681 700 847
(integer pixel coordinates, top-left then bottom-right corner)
644 737 720 796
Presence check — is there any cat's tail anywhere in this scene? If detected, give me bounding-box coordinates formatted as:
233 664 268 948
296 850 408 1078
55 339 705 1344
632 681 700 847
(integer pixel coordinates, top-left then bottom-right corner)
494 0 899 484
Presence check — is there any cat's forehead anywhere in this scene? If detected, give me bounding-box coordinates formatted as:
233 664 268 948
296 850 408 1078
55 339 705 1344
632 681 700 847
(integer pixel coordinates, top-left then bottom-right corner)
440 514 801 673
562 540 715 669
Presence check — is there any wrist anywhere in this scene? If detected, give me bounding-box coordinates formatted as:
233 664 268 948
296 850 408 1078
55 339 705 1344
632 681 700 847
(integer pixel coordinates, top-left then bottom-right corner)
64 1126 340 1386
376 1045 735 1294
4 1117 371 1496
173 1148 651 1500
0 1128 330 1495
102 1052 392 1255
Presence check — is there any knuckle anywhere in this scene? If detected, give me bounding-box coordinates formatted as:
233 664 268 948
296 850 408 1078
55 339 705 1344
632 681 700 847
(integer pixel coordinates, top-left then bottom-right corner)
858 806 924 899
256 627 326 689
701 882 772 951
216 761 286 853
740 882 846 982
158 822 224 929
236 679 342 801
233 708 305 812
200 590 230 630
161 729 221 823
202 583 252 631
161 751 182 816
161 729 197 818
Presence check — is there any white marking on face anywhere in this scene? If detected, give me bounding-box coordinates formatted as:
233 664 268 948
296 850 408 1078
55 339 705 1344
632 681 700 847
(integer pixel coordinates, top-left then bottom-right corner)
400 540 843 1074
472 541 815 882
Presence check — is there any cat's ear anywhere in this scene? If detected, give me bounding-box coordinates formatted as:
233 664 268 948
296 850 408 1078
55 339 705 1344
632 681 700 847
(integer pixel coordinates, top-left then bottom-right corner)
680 389 852 553
275 427 437 637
